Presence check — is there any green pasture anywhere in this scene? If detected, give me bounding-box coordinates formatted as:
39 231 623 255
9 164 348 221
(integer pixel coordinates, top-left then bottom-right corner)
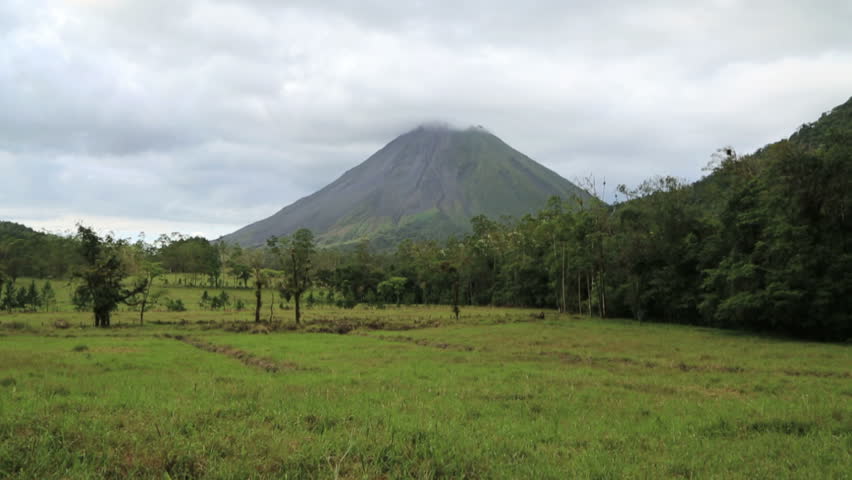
5 276 335 317
0 306 849 478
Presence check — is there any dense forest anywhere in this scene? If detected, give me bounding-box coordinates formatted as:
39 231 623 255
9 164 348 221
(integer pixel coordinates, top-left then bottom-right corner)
1 98 850 340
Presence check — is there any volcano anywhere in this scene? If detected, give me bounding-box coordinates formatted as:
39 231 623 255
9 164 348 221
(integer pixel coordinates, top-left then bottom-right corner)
221 125 592 248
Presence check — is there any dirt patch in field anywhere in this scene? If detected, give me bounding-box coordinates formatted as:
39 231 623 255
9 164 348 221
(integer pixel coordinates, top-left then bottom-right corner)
782 369 850 379
89 347 143 354
358 333 476 352
675 362 746 374
302 316 444 334
163 334 299 373
484 393 536 401
681 385 746 398
603 380 744 398
534 351 658 369
532 351 749 375
702 419 817 438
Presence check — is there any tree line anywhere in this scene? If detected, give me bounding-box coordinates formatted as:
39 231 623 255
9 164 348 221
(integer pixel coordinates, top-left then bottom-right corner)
160 132 849 340
1 100 849 339
1 279 57 313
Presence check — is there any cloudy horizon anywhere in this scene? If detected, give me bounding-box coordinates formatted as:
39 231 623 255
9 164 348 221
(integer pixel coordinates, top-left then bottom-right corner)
1 0 851 240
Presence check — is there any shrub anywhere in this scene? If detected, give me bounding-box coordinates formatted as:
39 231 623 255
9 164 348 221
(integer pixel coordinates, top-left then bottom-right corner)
250 324 270 335
2 321 30 331
336 298 357 309
53 319 70 329
199 290 211 309
210 291 230 310
165 298 187 312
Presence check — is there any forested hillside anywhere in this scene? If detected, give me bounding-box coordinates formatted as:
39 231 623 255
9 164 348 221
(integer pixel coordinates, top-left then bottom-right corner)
0 222 80 279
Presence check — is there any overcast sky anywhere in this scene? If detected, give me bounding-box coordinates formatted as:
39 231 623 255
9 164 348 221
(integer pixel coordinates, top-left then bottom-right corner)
1 0 851 240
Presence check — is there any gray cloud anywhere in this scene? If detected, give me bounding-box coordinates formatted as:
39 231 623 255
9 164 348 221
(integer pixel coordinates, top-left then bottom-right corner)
1 0 850 239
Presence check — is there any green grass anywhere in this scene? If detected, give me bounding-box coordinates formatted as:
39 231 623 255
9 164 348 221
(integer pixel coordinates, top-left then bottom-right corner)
6 275 332 316
0 307 850 479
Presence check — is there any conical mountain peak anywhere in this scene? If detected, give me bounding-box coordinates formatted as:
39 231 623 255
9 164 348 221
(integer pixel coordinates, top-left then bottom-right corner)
400 123 493 138
222 127 591 248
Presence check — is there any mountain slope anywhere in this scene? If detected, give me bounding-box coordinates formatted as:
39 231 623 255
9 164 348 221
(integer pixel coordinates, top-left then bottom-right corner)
789 96 852 148
689 96 852 209
222 126 592 247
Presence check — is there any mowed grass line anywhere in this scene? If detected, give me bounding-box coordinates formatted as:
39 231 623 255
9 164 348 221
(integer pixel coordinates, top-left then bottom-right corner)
0 313 849 478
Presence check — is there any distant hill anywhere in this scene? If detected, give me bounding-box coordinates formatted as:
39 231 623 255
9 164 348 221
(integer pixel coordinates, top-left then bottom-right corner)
0 220 44 241
222 125 593 248
0 221 79 279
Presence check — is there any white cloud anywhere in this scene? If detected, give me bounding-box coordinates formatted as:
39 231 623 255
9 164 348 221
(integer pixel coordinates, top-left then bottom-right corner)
0 0 850 239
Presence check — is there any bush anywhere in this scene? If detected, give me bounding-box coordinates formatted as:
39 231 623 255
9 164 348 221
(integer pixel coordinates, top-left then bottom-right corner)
199 290 210 309
1 321 31 331
72 345 88 352
165 298 187 312
210 291 230 310
335 298 357 309
250 324 270 334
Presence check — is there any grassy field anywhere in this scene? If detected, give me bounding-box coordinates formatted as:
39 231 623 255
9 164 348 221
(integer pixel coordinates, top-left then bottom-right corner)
7 276 343 318
0 304 850 479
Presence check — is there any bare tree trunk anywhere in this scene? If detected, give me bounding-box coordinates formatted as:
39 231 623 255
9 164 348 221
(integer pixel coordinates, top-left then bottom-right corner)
294 293 301 325
254 284 262 323
577 271 581 315
586 272 593 317
631 275 643 323
95 309 110 328
552 236 561 312
597 271 603 318
452 275 460 321
139 276 150 325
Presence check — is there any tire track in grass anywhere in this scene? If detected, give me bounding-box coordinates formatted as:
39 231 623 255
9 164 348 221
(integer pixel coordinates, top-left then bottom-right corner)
355 332 476 352
162 334 298 372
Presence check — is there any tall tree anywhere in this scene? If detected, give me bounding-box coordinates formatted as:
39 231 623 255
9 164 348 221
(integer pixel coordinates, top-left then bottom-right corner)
245 249 267 323
130 260 164 325
72 225 145 328
1 280 15 313
41 281 56 312
269 229 316 325
378 276 407 307
25 280 41 312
